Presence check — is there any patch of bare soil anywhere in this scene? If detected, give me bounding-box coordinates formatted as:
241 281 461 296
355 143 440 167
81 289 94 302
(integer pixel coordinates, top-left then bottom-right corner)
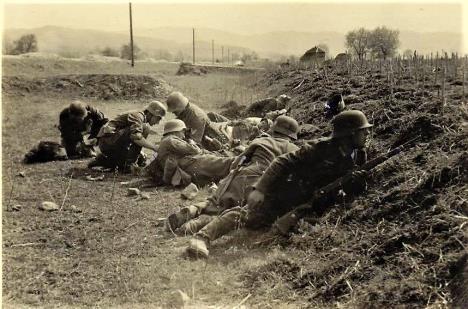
243 66 468 307
2 74 173 101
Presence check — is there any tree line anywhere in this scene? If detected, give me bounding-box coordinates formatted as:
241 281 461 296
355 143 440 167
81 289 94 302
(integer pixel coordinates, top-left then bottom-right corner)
345 26 399 60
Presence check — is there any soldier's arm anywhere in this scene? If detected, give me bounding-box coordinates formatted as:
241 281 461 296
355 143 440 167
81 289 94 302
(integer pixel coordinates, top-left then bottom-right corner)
189 118 206 143
128 113 158 151
254 142 316 193
170 138 202 157
87 106 108 138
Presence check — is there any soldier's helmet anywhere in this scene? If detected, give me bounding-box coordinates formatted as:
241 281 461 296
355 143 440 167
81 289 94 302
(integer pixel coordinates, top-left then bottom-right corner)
163 119 187 135
146 100 167 117
272 115 299 139
332 110 373 138
166 92 189 113
69 101 87 119
325 93 346 118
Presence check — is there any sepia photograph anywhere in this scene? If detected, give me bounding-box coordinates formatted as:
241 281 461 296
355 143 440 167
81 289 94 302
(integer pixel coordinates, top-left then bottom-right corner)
2 0 467 307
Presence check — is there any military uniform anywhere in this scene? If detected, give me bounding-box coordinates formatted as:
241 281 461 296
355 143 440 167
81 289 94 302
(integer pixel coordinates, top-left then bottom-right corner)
59 105 107 158
96 111 149 170
177 103 230 150
175 134 299 234
194 137 364 241
148 134 234 187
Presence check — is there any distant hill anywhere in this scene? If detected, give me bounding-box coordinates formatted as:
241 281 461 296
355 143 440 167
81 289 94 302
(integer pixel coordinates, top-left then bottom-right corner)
132 27 464 57
3 26 254 61
3 26 464 60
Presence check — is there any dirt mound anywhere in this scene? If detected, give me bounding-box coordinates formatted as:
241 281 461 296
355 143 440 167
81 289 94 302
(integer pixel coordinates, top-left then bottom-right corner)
219 100 246 119
244 66 468 307
176 62 207 76
2 74 173 101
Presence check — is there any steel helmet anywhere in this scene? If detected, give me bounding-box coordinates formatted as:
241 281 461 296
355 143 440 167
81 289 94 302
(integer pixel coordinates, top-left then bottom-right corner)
166 92 189 113
146 100 167 117
69 100 87 119
163 119 187 135
332 110 373 138
272 115 299 139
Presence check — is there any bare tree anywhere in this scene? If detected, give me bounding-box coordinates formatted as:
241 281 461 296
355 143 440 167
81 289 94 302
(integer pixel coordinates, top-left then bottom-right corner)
11 34 38 55
345 28 370 60
369 27 400 60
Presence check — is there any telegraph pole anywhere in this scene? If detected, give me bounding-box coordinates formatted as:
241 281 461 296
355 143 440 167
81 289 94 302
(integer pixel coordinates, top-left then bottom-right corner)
129 2 134 67
222 46 224 63
212 40 214 64
192 28 195 64
228 48 230 65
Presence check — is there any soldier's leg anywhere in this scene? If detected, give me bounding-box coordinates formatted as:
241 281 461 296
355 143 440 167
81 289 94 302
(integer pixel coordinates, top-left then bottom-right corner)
62 137 82 158
186 196 278 258
179 215 216 235
167 201 212 231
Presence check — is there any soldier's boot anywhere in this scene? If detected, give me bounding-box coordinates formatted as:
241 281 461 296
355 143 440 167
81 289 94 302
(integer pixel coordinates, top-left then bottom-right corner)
179 215 214 235
166 202 209 232
187 238 209 259
186 207 244 259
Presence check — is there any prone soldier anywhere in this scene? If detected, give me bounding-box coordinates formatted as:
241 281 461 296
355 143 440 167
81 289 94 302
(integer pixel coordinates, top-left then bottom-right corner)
186 110 373 258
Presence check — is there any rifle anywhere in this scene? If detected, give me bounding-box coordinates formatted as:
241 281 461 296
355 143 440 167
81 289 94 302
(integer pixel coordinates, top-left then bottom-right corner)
272 135 421 235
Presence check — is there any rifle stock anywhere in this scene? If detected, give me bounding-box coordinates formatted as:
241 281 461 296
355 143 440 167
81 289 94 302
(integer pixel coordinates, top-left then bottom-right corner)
272 135 420 235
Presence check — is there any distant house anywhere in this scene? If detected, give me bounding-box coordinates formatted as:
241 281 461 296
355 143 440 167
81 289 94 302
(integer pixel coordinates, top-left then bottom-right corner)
300 46 326 65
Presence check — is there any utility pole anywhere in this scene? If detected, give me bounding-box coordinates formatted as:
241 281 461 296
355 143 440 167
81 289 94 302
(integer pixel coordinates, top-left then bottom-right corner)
228 48 230 65
192 28 195 64
212 40 214 64
129 2 134 67
222 46 224 63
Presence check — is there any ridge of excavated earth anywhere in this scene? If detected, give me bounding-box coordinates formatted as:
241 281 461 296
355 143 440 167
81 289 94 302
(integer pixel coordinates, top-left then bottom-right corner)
241 66 468 307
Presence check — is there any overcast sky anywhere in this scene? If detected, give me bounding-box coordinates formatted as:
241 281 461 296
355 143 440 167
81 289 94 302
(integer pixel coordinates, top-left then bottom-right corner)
3 2 465 35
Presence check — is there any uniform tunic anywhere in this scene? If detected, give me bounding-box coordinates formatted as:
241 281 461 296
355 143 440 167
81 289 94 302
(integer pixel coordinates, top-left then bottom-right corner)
59 105 107 157
177 135 299 235
97 111 149 168
196 137 363 241
177 103 230 150
148 135 234 186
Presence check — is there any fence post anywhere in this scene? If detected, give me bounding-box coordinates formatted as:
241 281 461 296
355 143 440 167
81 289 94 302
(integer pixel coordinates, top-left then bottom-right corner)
422 63 426 96
463 69 466 102
442 66 446 111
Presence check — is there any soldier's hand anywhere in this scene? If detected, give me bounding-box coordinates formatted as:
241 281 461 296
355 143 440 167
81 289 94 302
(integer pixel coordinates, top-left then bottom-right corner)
247 190 265 208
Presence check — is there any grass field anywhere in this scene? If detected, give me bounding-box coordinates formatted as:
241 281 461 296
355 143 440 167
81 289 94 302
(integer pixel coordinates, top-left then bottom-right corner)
2 56 307 307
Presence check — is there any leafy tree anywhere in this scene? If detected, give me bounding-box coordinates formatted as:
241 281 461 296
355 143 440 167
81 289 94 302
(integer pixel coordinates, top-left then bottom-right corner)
368 27 400 60
345 28 370 60
101 47 119 57
120 44 141 60
11 34 38 54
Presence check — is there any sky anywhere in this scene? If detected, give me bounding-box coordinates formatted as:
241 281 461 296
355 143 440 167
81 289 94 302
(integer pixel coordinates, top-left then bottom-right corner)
2 1 465 35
